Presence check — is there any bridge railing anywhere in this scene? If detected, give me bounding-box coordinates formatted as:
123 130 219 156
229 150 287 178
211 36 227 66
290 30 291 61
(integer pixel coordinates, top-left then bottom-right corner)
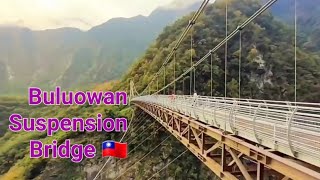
132 95 320 167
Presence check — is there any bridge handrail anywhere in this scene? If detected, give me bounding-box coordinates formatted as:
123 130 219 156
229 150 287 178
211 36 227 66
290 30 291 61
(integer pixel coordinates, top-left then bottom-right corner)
178 95 320 107
169 95 320 106
132 95 320 167
173 95 320 112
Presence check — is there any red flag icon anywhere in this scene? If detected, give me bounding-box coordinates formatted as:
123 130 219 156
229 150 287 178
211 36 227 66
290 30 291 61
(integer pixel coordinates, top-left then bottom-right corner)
102 141 128 159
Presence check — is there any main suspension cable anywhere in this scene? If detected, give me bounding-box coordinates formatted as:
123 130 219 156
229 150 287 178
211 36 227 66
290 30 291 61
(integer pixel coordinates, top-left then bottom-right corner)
153 0 279 95
100 125 164 177
140 0 210 95
126 121 157 144
114 135 171 180
125 120 150 140
128 126 163 154
93 109 136 180
95 1 279 179
124 114 150 141
147 149 188 180
127 111 143 127
128 113 146 129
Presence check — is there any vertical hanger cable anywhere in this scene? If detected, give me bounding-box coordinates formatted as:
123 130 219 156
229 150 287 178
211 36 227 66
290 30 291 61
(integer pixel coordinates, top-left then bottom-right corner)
294 0 297 103
164 67 166 94
225 0 228 99
239 30 242 99
211 53 213 97
174 52 176 94
190 28 193 95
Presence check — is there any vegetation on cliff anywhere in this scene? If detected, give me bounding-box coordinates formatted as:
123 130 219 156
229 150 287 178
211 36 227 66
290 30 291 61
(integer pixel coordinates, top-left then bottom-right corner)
121 0 320 102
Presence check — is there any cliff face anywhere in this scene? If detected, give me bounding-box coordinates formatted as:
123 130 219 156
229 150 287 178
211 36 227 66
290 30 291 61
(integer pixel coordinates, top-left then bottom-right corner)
121 0 320 102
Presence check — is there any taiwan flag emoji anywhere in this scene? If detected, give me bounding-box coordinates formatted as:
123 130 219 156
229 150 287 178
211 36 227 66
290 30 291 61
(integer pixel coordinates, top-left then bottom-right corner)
102 140 128 159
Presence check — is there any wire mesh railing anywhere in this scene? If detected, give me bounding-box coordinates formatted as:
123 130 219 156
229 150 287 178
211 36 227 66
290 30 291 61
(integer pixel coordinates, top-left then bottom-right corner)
132 95 320 167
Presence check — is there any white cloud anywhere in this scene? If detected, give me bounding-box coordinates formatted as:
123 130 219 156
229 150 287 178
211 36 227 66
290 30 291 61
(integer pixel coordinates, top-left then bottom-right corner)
162 0 201 10
0 0 179 30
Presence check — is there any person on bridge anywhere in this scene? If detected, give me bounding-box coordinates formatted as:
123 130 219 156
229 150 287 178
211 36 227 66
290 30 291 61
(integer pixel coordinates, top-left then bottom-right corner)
169 91 176 103
192 91 198 107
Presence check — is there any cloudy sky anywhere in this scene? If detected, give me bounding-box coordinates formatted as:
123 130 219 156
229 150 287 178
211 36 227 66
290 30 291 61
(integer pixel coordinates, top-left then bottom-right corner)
0 0 199 30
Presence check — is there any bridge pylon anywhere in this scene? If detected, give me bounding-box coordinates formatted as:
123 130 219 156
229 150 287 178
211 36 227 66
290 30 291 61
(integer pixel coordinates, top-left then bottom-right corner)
129 80 140 103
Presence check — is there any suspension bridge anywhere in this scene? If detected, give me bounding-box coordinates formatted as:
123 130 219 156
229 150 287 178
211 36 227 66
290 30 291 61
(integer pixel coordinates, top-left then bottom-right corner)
94 0 320 179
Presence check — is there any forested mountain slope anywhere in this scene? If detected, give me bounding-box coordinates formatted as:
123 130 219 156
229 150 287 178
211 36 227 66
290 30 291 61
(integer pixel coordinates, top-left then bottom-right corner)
269 0 320 51
120 0 320 102
0 2 200 94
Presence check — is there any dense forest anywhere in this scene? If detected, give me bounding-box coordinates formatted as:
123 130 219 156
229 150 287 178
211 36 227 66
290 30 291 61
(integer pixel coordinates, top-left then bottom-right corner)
0 0 320 179
0 87 214 179
120 0 320 102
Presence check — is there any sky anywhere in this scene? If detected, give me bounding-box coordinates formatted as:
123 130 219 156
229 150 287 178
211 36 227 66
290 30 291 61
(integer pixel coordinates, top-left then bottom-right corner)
0 0 199 30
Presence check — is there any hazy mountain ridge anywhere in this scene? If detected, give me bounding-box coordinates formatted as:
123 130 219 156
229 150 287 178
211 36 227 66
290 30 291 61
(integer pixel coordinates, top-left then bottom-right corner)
1 0 317 94
269 0 320 51
119 0 320 102
0 2 200 94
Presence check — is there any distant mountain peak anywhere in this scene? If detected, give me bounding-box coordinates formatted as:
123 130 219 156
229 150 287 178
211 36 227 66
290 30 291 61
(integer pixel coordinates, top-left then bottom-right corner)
0 0 200 94
159 0 203 10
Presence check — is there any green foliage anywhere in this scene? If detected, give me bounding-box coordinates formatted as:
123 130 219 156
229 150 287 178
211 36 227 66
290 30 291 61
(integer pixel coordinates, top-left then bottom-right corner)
0 95 127 179
109 2 320 177
0 5 201 95
120 0 320 102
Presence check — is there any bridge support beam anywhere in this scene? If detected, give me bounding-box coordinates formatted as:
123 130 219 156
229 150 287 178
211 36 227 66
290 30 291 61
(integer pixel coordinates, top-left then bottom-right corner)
133 101 320 180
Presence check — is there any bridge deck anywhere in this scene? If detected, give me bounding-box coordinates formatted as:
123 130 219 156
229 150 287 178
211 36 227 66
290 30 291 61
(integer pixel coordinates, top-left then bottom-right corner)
133 99 320 179
132 95 320 168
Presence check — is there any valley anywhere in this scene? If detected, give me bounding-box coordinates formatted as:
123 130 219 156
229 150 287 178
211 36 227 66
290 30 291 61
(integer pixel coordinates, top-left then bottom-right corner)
0 2 200 94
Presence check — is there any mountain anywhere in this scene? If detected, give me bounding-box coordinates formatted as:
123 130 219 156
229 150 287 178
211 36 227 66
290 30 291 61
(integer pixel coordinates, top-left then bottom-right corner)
0 2 201 94
269 0 320 51
120 0 320 102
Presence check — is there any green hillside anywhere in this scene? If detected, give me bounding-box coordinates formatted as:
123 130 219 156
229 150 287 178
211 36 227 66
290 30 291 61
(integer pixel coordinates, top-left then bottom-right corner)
0 3 200 95
121 0 320 102
0 95 122 179
270 0 320 52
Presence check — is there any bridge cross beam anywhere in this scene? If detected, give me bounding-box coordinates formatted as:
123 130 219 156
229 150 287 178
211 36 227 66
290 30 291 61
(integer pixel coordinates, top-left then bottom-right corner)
133 101 320 180
227 147 254 180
